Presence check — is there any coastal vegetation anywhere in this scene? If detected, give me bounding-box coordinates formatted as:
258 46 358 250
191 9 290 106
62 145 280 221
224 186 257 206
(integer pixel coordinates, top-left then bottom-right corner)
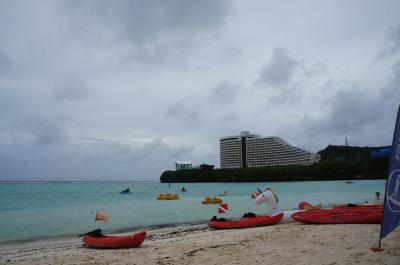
160 145 391 183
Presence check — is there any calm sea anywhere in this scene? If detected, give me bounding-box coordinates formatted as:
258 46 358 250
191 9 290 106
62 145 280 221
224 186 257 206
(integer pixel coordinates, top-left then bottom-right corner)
0 180 385 244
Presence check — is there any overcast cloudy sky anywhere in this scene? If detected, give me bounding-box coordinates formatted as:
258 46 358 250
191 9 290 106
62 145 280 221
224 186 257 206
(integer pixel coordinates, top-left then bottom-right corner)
1 0 400 181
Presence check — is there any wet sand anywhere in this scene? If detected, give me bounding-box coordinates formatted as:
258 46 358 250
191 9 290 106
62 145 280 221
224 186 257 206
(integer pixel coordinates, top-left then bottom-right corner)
1 223 399 265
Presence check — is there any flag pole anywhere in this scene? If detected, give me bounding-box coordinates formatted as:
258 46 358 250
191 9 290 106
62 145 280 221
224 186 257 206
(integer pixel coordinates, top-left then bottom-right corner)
373 105 400 252
375 165 391 251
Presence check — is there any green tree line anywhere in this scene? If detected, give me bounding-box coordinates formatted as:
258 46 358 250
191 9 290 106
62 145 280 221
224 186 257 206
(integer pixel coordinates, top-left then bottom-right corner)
160 146 390 183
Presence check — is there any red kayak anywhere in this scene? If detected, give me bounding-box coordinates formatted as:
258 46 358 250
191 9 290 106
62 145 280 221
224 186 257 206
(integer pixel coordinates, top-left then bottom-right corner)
83 230 146 249
333 203 383 210
292 208 382 224
299 202 383 211
208 213 284 229
299 201 321 210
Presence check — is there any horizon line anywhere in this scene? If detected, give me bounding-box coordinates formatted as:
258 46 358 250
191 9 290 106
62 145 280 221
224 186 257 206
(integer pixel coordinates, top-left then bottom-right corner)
0 180 159 183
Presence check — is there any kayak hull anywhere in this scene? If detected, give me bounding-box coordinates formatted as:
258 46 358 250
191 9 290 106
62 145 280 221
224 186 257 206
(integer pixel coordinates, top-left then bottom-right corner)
292 209 382 224
333 204 383 210
83 231 146 249
208 213 283 229
280 210 303 223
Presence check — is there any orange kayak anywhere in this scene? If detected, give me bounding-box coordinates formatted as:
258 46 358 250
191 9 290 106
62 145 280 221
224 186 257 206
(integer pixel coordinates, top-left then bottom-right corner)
83 230 146 249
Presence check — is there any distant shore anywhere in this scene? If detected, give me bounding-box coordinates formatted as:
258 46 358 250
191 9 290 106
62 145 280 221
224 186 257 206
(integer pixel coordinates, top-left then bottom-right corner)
161 157 388 183
1 223 399 265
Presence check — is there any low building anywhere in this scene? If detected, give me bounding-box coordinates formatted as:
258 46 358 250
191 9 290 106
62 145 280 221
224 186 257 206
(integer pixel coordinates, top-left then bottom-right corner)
175 161 193 170
220 131 320 169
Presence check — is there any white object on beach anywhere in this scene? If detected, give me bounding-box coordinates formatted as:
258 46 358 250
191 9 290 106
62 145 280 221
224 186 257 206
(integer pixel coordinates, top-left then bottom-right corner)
280 210 303 223
253 189 301 223
253 189 279 215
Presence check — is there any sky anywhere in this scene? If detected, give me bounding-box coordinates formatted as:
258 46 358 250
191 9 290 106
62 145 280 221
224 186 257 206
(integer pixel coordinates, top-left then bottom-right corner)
1 0 400 181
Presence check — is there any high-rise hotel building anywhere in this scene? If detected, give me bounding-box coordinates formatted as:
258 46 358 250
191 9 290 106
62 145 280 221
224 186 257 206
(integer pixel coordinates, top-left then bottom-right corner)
220 131 320 169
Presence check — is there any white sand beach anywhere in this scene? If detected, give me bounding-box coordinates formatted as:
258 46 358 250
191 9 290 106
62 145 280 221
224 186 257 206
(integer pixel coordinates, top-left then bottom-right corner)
1 223 399 265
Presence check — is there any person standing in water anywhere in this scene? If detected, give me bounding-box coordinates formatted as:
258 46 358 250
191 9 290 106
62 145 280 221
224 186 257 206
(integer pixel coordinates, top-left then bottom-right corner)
375 192 381 201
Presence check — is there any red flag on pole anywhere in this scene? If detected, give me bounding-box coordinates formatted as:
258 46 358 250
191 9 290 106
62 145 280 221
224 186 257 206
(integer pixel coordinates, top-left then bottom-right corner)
218 204 229 213
95 211 109 222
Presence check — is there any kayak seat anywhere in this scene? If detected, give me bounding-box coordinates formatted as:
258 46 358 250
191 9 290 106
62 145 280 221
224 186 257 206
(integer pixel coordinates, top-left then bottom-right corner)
81 229 105 238
242 212 256 218
210 216 227 222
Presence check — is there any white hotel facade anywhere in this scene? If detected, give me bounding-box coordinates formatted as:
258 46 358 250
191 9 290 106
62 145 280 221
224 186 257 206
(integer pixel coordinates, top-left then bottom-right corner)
220 131 320 169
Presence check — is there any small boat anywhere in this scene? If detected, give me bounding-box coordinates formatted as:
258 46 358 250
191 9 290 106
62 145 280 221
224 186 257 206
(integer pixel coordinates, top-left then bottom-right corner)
292 207 382 224
82 229 146 249
156 193 179 200
345 180 355 184
120 188 131 194
202 197 223 204
208 213 284 229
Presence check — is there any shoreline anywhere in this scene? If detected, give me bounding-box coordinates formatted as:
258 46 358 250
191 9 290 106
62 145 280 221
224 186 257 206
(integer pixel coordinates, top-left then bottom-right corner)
1 223 399 265
0 178 385 183
0 221 210 248
0 200 383 245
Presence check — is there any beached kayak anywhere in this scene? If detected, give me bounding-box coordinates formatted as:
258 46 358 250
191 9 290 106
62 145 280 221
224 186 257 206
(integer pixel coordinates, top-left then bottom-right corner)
299 202 383 211
298 201 321 211
333 203 383 210
208 213 284 229
292 208 382 224
83 230 146 249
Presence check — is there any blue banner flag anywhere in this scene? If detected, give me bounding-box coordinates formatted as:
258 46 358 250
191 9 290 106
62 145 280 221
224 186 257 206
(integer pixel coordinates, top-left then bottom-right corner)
380 105 400 240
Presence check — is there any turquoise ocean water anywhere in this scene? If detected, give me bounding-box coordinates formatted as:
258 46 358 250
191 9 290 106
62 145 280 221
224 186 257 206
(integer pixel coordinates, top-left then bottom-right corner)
0 180 385 244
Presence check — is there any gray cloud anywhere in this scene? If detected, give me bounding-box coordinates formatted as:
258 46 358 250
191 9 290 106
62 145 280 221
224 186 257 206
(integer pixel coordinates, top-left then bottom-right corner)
132 138 193 161
165 99 202 123
208 81 240 104
1 1 400 180
257 47 299 87
219 46 242 62
0 135 197 180
257 49 333 109
61 0 232 62
305 87 378 134
30 118 67 146
300 61 400 147
53 77 93 102
255 47 305 107
0 51 12 76
265 87 303 107
300 61 328 79
221 112 239 123
166 81 240 125
379 25 400 59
